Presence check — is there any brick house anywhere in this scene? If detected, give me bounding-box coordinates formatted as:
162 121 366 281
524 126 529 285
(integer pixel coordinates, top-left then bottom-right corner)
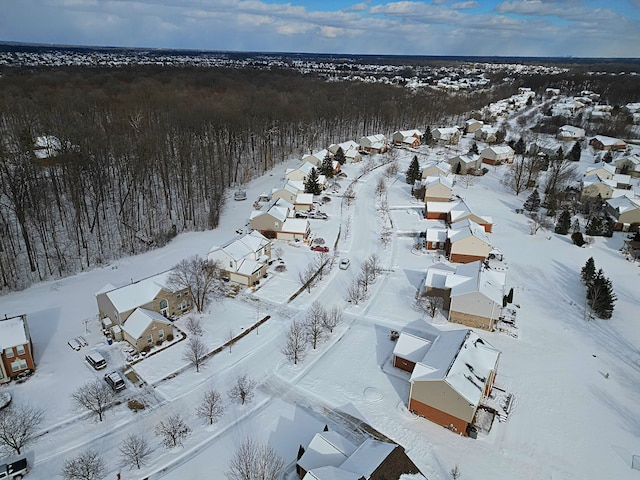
0 314 35 383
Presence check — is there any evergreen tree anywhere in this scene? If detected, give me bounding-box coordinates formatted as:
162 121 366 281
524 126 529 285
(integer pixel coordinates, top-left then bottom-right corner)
406 155 421 185
603 216 615 238
555 209 572 234
572 231 585 246
555 146 564 160
469 142 479 155
304 167 322 195
514 137 526 155
580 257 596 285
523 189 541 214
568 142 582 162
320 152 334 178
423 126 433 145
455 162 462 175
572 218 581 233
587 269 616 319
334 147 346 166
585 216 603 236
603 151 613 163
507 287 514 303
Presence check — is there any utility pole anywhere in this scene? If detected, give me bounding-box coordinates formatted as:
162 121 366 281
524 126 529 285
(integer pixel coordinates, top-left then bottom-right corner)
83 317 91 334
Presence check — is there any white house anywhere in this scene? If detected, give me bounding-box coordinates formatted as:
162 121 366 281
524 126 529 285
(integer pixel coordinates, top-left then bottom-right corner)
207 231 272 286
359 134 388 154
557 125 586 141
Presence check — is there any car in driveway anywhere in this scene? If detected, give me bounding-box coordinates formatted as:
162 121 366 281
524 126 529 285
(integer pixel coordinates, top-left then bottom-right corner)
85 352 107 370
339 258 351 270
310 245 329 253
295 211 309 218
104 371 126 392
308 211 328 220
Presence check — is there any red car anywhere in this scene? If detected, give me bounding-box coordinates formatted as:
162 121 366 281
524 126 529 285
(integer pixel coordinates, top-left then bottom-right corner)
310 245 329 253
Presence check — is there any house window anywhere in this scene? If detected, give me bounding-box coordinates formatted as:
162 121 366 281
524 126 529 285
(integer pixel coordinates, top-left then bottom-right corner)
158 330 164 340
148 335 153 345
4 348 14 358
159 299 168 310
16 345 25 355
11 359 27 372
230 261 233 268
183 290 188 296
177 292 181 299
275 222 279 228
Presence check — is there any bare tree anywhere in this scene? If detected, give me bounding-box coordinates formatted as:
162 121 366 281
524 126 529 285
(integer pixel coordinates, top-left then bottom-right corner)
322 305 343 333
314 251 331 280
71 378 114 422
155 414 191 449
61 449 105 480
375 177 387 198
415 295 444 318
450 464 462 479
545 157 577 200
168 256 227 313
528 213 553 235
501 157 527 195
0 403 45 455
459 172 475 189
185 316 204 336
347 275 367 305
297 263 318 293
361 254 383 291
305 301 326 350
228 374 257 405
119 433 152 470
227 329 235 353
225 437 285 480
282 319 307 365
183 336 208 373
196 389 225 425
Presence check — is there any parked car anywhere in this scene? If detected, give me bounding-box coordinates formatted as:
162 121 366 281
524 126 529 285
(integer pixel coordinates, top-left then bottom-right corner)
310 245 329 253
0 457 28 479
85 352 107 370
76 336 88 347
233 190 247 201
104 371 126 392
295 211 309 218
67 338 81 351
0 392 11 411
339 258 351 270
308 211 328 220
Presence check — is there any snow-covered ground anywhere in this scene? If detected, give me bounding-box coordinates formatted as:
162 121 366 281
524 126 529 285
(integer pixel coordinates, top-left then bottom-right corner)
2 123 640 480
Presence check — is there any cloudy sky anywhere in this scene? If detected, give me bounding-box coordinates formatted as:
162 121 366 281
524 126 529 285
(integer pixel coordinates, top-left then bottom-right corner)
2 0 639 57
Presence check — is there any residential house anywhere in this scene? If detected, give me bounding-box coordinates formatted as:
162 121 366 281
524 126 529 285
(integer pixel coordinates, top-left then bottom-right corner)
271 181 303 204
447 153 482 174
448 199 493 232
465 119 483 134
581 175 615 200
121 308 174 353
614 154 640 178
285 162 318 183
302 149 331 168
249 199 292 235
96 271 192 326
605 197 640 231
277 218 310 242
423 260 506 330
359 134 388 154
480 146 515 165
432 127 461 145
295 193 315 212
392 129 422 147
584 163 616 180
424 201 456 220
422 176 453 202
393 328 500 435
424 223 448 250
557 125 585 141
0 314 35 383
445 219 492 264
328 141 362 163
473 125 498 144
589 135 627 151
296 429 425 480
207 231 272 286
421 161 452 179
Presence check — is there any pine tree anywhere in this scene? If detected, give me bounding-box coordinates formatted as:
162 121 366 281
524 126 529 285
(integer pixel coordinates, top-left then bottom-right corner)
580 257 596 285
555 146 564 160
507 287 514 303
603 216 615 238
514 137 526 155
585 216 603 236
568 142 581 162
320 152 334 178
603 151 613 163
555 209 572 234
455 162 462 174
334 147 346 166
423 126 433 145
523 189 541 214
406 155 421 185
587 269 616 319
469 142 479 155
304 167 322 195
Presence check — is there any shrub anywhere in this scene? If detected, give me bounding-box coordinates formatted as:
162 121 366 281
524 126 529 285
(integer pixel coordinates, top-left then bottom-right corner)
571 231 585 246
166 334 174 342
142 346 151 354
128 399 145 412
156 339 163 346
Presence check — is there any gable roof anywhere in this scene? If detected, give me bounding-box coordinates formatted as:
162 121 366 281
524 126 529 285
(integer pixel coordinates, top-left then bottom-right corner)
102 271 173 313
448 219 491 245
0 316 29 349
585 163 616 177
121 308 172 340
339 439 395 478
281 218 309 234
591 135 625 147
606 196 640 215
298 431 358 473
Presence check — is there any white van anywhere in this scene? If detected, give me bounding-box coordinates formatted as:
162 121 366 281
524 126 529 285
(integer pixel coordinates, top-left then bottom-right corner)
85 352 107 370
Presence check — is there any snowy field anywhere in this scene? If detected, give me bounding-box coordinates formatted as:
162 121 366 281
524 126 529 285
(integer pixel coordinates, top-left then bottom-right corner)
2 126 640 480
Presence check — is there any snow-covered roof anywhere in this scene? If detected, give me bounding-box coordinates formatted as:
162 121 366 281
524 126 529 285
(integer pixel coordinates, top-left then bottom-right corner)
425 227 447 243
281 218 309 234
425 201 456 214
409 328 500 406
296 193 314 205
449 153 480 165
613 173 632 185
393 331 435 364
272 182 299 196
448 219 491 245
465 119 483 126
585 163 616 177
302 466 360 480
425 176 453 189
606 196 640 214
236 259 263 276
121 308 171 340
339 439 395 478
0 316 29 349
582 175 615 189
451 261 506 305
103 271 173 313
298 431 357 473
558 125 585 137
482 145 514 157
591 135 625 147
